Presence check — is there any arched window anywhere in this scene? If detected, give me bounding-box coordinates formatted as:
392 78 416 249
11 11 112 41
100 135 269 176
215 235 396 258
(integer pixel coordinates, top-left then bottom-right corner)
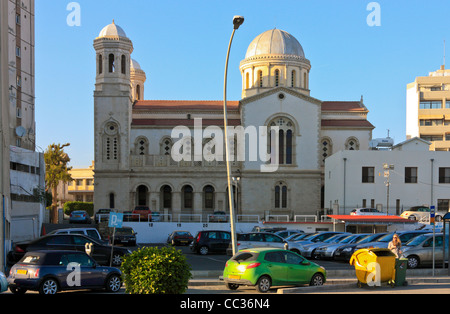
135 137 148 155
109 193 115 209
108 54 115 73
161 137 173 156
137 185 148 206
121 55 126 74
136 85 141 100
303 72 307 89
104 122 119 162
246 72 250 89
182 185 193 209
275 69 280 87
291 70 296 87
161 185 172 209
258 70 263 87
274 182 288 209
98 54 103 74
269 117 295 165
321 138 332 166
345 137 360 151
203 185 215 209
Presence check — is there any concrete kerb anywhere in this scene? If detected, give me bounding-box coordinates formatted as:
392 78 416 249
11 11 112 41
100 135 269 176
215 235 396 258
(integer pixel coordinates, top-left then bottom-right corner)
189 269 450 291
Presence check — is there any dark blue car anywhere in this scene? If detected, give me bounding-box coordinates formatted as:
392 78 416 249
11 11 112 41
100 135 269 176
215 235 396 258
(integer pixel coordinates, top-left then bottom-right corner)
7 250 122 294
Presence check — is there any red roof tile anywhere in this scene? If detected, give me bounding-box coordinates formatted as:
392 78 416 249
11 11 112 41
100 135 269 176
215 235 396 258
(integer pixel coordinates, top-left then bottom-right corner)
133 100 240 111
321 119 374 128
322 101 366 111
132 118 241 127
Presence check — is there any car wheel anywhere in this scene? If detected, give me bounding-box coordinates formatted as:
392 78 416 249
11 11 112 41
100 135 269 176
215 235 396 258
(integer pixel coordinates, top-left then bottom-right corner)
226 283 239 290
111 253 123 266
199 246 209 255
256 275 271 293
310 273 325 286
39 278 59 295
408 215 417 221
407 256 420 269
105 274 122 292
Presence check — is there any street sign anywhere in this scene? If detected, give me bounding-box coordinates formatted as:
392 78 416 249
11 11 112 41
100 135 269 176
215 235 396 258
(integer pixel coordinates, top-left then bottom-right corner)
108 212 123 228
430 206 435 225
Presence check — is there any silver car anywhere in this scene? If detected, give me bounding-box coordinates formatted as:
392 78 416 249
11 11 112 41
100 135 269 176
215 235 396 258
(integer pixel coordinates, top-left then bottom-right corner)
297 233 350 258
314 234 370 259
402 233 449 269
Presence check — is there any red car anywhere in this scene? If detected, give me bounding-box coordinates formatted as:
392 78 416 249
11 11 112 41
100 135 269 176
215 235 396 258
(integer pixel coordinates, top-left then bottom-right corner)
131 206 152 222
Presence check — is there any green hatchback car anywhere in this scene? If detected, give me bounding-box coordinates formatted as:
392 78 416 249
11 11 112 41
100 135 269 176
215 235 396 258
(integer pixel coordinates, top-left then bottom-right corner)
223 248 326 293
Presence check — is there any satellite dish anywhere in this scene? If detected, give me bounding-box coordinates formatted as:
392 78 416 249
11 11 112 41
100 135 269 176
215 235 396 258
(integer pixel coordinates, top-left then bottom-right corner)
15 126 26 138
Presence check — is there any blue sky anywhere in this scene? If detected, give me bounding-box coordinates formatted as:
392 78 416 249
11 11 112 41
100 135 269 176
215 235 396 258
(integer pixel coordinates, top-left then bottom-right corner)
35 0 450 167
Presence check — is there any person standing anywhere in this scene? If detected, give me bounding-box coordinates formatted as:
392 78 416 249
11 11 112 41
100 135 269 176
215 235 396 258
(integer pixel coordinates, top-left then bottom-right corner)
388 234 402 258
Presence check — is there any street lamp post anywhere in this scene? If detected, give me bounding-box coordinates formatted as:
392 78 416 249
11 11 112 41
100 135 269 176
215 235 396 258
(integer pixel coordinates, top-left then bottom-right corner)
223 16 244 256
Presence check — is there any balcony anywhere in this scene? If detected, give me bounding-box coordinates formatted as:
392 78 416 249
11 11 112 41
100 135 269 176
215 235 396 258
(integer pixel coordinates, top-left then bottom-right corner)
130 155 241 169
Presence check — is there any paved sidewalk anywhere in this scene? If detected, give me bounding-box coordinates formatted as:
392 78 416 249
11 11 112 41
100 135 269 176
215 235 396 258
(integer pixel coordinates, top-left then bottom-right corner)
188 268 450 293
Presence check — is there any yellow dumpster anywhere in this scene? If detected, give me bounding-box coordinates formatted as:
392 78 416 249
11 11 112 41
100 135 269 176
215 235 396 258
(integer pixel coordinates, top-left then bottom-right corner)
349 248 396 287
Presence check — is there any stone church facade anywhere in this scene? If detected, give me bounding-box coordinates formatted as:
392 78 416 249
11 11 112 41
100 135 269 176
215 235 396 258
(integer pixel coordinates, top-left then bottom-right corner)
92 22 374 221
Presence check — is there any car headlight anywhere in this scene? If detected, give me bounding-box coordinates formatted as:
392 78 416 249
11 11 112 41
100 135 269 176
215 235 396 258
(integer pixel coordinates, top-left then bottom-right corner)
343 247 352 252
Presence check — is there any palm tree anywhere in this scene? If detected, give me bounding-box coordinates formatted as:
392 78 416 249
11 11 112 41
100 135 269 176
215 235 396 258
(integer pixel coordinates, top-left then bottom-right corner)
44 143 73 223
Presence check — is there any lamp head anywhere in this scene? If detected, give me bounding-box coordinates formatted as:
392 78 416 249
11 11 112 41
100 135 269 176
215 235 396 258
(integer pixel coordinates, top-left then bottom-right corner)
233 16 244 29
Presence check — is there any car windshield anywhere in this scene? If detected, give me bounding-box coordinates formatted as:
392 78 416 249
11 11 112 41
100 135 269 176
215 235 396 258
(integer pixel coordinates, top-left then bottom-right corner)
377 233 398 242
405 234 429 246
358 233 386 243
20 254 42 265
323 235 345 243
174 231 191 236
116 228 134 235
339 235 357 244
231 252 259 263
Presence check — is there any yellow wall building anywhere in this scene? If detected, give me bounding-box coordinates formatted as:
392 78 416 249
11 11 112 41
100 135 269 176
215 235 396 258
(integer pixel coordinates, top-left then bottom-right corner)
406 65 450 151
58 162 95 205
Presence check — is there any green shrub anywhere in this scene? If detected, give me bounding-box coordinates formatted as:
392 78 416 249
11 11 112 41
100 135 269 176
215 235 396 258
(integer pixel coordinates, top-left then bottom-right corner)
63 201 94 216
121 246 192 294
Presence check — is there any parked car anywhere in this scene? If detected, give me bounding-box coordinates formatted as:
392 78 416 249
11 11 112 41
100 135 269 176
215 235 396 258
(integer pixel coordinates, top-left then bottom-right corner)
7 234 131 268
0 272 7 293
355 230 430 250
209 211 228 222
69 210 92 224
314 234 370 260
7 251 122 294
131 206 152 222
285 232 314 242
402 233 449 269
334 233 387 261
48 227 106 244
223 248 326 293
94 209 112 223
298 233 351 258
167 230 194 246
350 208 385 216
190 230 231 255
288 232 343 255
400 206 431 221
274 229 304 239
110 227 137 246
227 232 287 255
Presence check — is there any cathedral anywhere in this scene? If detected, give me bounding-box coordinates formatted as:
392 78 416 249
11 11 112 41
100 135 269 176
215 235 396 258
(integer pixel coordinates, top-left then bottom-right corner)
92 21 374 221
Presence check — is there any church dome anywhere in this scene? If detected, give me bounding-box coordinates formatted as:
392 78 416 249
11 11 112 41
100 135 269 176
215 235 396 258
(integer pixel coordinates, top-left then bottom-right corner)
245 29 305 59
130 59 141 70
98 20 128 39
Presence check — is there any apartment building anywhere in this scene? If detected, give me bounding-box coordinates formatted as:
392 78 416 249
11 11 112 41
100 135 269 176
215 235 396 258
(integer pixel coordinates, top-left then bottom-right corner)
406 65 450 151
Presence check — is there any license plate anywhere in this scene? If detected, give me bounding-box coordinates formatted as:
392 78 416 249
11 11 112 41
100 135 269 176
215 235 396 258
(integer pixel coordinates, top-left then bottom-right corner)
229 275 240 280
16 269 27 275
